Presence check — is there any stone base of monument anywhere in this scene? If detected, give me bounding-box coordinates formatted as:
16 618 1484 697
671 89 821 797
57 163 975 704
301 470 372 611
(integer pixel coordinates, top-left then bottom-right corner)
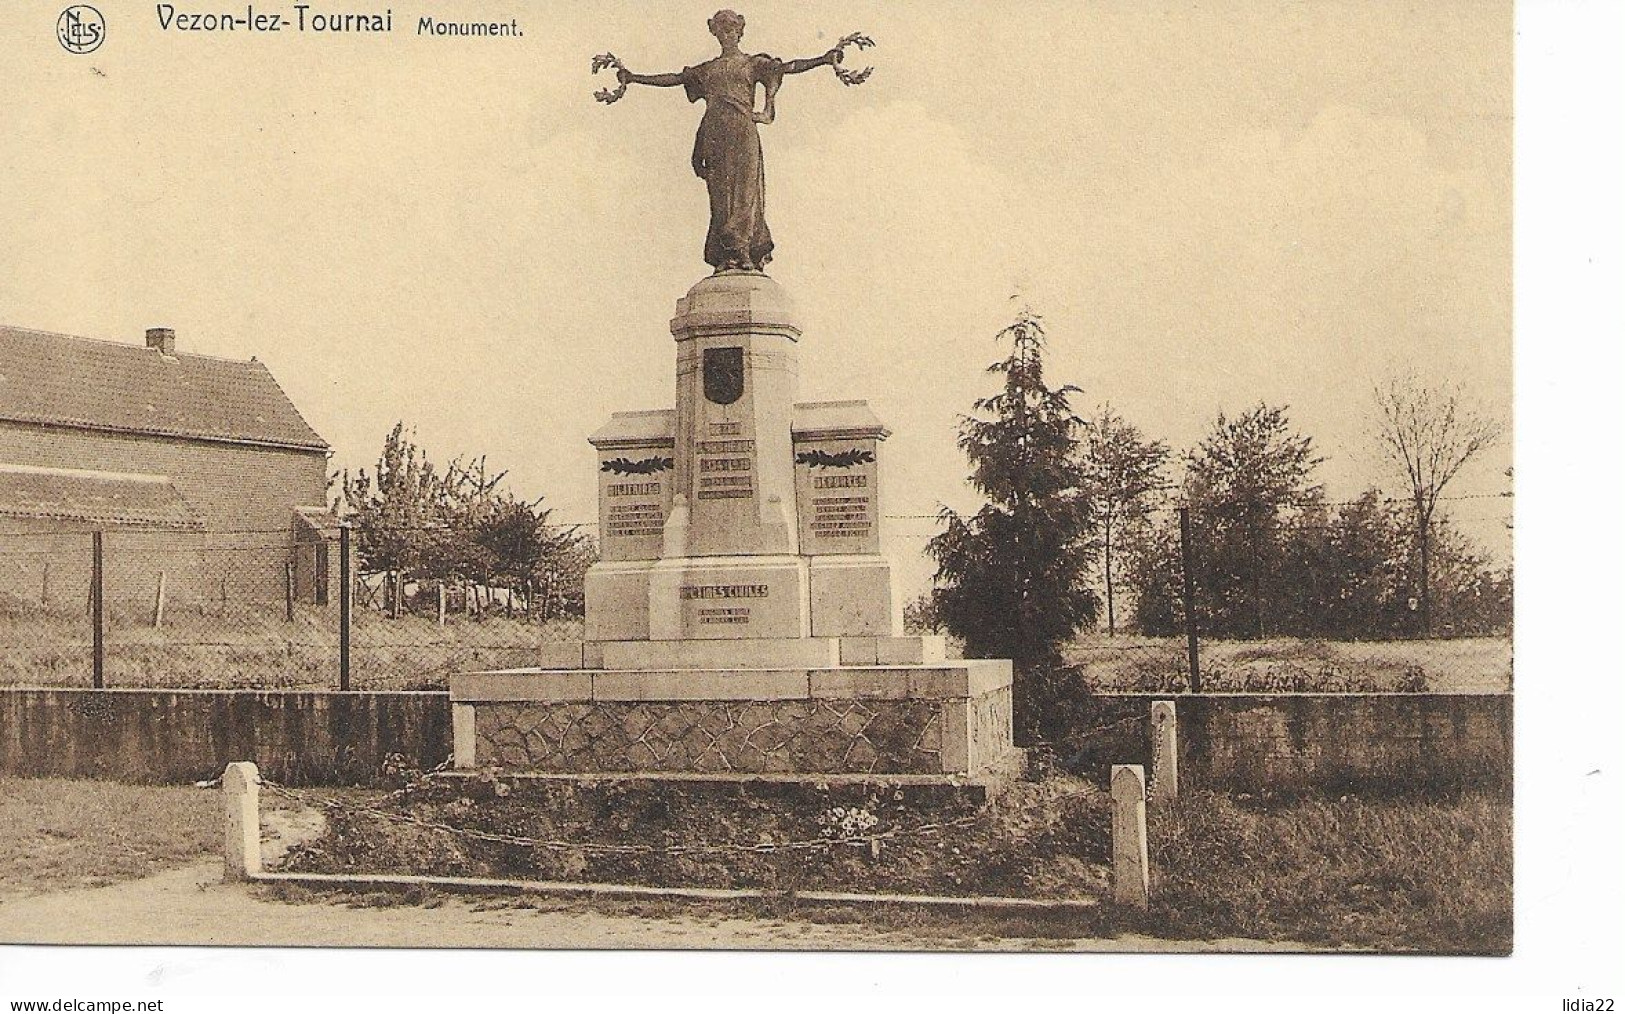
447 639 1021 784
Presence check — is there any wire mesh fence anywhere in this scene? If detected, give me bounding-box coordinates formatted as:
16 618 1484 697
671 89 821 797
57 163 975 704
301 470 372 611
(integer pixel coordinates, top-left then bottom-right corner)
899 493 1513 695
0 494 1512 694
0 525 586 691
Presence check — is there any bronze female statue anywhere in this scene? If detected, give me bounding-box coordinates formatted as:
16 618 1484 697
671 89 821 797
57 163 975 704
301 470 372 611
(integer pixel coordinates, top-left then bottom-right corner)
594 11 873 274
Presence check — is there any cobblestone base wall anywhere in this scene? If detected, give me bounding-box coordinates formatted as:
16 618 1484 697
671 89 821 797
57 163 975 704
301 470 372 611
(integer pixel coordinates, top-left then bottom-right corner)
476 698 951 774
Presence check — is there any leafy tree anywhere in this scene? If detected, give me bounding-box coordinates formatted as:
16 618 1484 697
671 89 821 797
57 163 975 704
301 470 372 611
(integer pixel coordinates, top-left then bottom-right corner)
470 493 594 619
1277 490 1410 637
1417 513 1512 636
927 311 1099 736
1370 373 1505 635
1078 405 1169 635
338 423 456 609
1120 512 1185 636
1183 404 1324 639
338 424 591 619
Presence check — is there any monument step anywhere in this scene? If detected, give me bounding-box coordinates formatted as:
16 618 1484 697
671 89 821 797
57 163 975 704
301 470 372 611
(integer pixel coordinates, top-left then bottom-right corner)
519 636 946 671
451 658 1011 704
432 763 1026 807
598 635 946 670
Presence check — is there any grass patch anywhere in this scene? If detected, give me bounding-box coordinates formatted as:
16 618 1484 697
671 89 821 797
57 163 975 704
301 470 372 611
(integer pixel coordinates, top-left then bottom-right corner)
273 781 1511 951
0 777 221 898
1064 634 1511 694
0 608 583 691
1143 789 1512 953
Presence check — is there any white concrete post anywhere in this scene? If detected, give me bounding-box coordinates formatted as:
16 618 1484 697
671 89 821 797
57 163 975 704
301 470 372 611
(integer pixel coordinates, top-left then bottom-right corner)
222 761 262 881
452 704 477 768
1149 700 1179 802
1111 763 1150 910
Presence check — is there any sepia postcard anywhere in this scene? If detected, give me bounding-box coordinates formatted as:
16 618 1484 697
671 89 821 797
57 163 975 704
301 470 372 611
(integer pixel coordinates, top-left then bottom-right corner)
0 0 1614 1005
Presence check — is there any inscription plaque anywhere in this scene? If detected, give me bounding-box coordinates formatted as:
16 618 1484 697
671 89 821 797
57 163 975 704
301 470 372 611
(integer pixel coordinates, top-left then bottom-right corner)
793 436 881 554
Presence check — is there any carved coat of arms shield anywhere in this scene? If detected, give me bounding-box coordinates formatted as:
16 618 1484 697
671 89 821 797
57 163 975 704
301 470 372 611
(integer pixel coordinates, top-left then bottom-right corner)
703 346 745 405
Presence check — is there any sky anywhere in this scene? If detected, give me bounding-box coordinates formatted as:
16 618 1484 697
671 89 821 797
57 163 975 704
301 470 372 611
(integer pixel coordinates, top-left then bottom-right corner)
0 0 1513 594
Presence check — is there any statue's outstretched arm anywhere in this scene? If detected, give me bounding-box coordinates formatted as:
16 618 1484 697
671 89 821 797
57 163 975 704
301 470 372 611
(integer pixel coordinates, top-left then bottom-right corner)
591 54 681 104
620 69 684 87
779 34 875 84
779 51 838 76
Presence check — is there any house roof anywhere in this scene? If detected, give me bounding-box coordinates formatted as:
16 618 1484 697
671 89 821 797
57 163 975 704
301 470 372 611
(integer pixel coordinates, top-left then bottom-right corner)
0 463 202 529
0 325 328 451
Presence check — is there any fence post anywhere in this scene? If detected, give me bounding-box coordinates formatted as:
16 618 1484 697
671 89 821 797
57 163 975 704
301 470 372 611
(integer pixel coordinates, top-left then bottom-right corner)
452 703 476 768
221 761 262 881
437 582 447 626
151 571 167 629
1149 700 1178 803
338 524 352 692
1111 764 1150 910
90 531 105 689
1178 506 1202 693
284 560 295 623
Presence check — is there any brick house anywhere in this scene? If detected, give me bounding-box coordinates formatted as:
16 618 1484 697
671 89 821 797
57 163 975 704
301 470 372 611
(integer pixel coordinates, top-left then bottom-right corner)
0 324 336 610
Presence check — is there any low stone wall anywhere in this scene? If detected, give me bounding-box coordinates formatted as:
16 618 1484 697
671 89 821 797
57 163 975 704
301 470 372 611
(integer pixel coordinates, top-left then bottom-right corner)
1058 692 1513 794
0 688 451 785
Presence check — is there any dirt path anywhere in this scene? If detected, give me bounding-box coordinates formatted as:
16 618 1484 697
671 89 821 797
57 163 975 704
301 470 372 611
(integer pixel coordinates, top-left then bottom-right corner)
1 807 1304 951
0 862 1310 952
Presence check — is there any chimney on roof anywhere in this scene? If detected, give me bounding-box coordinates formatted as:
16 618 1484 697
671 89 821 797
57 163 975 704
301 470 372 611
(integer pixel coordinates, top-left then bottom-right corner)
145 327 176 357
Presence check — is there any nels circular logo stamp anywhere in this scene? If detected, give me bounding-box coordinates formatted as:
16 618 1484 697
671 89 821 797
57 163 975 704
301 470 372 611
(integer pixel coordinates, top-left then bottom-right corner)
57 5 105 54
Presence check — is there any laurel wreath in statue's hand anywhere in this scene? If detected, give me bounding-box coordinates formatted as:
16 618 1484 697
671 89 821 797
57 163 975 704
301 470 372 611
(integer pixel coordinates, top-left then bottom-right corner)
831 32 875 86
592 53 628 104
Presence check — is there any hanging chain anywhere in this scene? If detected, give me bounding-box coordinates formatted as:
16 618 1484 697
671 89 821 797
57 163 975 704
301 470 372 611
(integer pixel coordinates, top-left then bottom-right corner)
260 777 982 858
255 711 1143 858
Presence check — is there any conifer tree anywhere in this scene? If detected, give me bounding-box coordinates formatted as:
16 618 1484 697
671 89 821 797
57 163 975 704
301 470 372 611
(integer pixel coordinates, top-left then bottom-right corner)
928 311 1099 733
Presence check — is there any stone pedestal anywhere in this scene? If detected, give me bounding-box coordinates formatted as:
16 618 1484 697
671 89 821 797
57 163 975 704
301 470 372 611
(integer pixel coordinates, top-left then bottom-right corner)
585 274 902 642
455 272 1020 787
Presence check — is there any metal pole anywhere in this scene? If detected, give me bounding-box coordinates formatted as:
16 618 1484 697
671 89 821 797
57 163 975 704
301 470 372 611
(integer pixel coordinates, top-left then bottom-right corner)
91 530 105 689
1178 507 1201 693
338 524 352 692
284 560 296 623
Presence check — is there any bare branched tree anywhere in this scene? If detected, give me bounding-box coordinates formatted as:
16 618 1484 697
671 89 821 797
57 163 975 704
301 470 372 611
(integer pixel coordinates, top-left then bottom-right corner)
1370 373 1505 636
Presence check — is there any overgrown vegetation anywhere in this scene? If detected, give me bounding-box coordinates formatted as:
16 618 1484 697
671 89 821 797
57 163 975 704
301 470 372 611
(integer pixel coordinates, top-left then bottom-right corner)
1144 789 1512 954
270 775 1511 952
280 776 1112 901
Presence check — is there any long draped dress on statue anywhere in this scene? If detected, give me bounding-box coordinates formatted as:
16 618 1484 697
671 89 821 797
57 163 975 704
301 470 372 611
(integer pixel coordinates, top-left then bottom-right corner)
682 54 782 271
